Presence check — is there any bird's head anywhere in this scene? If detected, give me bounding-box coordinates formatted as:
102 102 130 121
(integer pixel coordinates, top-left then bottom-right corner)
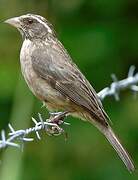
5 14 54 40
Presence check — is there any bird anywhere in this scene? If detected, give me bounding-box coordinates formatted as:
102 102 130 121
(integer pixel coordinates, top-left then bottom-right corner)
4 14 134 172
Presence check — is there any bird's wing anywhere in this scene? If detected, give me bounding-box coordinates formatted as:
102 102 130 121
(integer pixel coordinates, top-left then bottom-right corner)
31 45 109 126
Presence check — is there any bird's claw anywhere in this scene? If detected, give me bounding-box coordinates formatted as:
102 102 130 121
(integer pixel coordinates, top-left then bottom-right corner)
45 111 69 136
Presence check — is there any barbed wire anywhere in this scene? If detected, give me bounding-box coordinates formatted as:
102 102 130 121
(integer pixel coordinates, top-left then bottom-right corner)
98 66 138 100
0 112 70 149
0 66 138 150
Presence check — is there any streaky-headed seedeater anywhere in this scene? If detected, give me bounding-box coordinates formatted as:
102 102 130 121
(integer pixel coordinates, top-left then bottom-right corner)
5 14 135 172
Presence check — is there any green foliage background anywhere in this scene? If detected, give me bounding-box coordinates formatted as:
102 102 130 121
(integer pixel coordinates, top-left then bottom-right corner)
0 0 138 179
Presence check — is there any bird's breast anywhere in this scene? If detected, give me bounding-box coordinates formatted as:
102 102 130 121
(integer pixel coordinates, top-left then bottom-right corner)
20 39 37 90
20 39 68 108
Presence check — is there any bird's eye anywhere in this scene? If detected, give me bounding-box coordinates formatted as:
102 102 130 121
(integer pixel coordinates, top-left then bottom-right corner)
27 19 33 24
23 18 34 25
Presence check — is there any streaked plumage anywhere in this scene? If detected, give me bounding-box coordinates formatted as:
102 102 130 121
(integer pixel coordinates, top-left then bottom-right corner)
5 14 135 172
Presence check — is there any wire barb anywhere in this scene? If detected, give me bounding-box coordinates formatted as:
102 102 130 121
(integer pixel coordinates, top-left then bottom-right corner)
98 66 138 100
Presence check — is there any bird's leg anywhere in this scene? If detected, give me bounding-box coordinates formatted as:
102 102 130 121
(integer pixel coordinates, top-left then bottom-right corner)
48 111 69 125
49 111 64 116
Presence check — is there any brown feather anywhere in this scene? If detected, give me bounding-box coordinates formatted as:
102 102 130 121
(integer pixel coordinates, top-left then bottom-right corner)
32 39 108 126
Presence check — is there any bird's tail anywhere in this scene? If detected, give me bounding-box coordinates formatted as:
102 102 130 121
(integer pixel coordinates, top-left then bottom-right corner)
73 112 135 172
98 125 135 172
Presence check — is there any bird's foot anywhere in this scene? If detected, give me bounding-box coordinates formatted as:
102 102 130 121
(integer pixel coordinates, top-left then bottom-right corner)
45 111 70 137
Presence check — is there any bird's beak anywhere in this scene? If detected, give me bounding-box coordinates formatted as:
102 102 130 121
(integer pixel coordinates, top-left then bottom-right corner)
4 17 21 28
